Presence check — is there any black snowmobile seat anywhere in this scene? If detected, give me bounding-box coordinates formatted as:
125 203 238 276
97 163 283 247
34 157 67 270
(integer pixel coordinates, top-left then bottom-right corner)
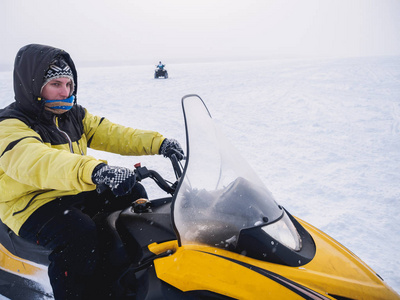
0 219 50 266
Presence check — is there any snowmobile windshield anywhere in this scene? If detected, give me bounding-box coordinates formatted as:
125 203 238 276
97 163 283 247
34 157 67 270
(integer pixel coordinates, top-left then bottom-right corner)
173 95 284 248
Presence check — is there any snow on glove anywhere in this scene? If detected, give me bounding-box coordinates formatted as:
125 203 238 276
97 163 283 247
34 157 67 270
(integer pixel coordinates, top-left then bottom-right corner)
92 164 136 196
159 138 185 160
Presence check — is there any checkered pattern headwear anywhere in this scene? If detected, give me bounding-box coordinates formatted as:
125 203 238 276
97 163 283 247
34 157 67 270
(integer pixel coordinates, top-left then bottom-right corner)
41 58 75 96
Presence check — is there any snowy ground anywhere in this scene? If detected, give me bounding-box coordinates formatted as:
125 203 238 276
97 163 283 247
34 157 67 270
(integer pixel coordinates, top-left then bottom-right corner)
1 56 400 295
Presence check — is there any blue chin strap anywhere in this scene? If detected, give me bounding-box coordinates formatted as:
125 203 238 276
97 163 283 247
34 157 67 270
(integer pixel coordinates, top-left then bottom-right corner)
45 95 75 111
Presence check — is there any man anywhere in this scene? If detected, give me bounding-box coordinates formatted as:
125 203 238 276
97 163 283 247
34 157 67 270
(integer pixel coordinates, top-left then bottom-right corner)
157 61 165 69
0 44 183 299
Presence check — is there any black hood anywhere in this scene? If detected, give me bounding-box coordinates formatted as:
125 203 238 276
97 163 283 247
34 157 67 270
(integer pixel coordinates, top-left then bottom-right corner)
13 44 78 119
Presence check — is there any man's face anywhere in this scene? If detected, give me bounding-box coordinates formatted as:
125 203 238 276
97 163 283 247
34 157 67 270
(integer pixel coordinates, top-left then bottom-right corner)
41 77 73 100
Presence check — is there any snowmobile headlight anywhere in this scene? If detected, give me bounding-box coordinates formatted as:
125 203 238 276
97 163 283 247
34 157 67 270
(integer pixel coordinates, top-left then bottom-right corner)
261 212 302 251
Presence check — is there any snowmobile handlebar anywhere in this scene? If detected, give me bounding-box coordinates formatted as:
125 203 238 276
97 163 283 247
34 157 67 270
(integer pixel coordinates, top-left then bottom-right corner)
134 154 183 195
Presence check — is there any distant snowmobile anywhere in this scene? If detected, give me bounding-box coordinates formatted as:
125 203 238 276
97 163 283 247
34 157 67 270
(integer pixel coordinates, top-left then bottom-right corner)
0 95 399 299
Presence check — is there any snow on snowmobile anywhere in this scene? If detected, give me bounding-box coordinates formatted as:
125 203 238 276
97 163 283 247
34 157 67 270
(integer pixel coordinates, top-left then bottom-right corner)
0 94 399 299
154 66 168 79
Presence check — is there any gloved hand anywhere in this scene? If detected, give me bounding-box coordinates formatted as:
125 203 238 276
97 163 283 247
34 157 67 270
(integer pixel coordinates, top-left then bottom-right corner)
92 164 136 196
159 138 185 160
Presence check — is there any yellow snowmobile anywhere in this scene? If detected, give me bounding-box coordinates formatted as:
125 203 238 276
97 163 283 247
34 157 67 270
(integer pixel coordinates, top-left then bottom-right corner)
0 94 398 299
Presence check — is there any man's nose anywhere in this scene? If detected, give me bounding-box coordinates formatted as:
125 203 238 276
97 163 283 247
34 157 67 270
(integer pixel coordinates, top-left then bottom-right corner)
60 85 70 97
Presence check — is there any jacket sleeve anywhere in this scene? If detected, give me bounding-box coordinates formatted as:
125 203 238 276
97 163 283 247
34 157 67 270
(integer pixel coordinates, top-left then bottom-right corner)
83 109 165 156
0 119 102 191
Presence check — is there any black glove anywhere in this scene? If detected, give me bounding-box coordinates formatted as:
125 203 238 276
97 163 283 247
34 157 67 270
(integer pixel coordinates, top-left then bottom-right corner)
159 138 185 160
92 164 136 196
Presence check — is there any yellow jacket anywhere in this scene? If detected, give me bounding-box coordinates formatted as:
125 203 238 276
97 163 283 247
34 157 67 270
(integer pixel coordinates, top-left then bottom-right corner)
0 44 165 234
0 108 164 235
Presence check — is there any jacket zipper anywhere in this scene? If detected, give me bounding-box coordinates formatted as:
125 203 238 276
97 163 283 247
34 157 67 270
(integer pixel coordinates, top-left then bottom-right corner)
53 115 74 153
13 192 46 216
76 140 84 155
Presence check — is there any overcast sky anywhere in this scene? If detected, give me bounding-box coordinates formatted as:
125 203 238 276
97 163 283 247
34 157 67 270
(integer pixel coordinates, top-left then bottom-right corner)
1 0 400 70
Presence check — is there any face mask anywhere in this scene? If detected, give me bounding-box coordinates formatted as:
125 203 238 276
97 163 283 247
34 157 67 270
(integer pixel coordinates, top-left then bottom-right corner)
44 95 75 114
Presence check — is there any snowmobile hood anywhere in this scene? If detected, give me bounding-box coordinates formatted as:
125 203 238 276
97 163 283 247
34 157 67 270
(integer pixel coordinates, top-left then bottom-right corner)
12 44 78 122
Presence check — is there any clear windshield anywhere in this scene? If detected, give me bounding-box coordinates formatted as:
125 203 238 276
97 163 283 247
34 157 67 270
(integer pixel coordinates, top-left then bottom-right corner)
173 95 283 248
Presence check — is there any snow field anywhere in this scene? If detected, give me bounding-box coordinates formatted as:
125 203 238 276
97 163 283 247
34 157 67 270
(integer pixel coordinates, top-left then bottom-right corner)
1 56 399 293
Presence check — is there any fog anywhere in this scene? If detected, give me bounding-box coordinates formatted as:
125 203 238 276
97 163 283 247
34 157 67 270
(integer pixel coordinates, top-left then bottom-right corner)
1 0 400 70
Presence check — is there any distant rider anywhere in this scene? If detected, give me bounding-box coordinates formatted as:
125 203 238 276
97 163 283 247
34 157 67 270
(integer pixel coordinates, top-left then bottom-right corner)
157 61 165 70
